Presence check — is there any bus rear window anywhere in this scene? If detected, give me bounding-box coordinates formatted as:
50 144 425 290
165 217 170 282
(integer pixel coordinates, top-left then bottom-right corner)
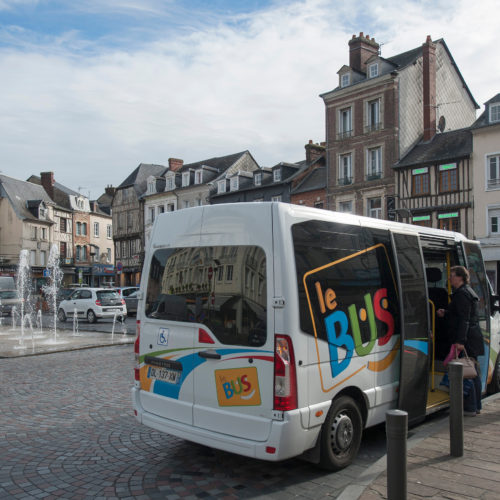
145 245 267 347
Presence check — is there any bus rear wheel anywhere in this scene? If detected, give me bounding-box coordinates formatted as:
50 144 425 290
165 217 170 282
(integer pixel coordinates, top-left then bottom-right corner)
319 395 363 471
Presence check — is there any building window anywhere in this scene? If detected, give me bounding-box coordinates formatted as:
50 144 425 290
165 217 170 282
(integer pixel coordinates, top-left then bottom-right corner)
487 155 500 189
438 212 459 232
368 63 378 78
341 73 350 88
76 222 81 235
167 203 175 212
149 207 155 223
412 215 432 227
254 172 262 186
217 180 226 194
41 227 47 240
82 222 87 236
195 170 203 184
314 201 324 209
338 200 353 213
272 195 282 202
273 168 281 182
76 245 81 261
366 99 380 132
30 250 36 266
182 172 190 187
93 222 99 237
107 248 112 262
489 208 500 235
60 242 66 259
147 181 155 194
107 225 112 238
158 205 165 214
367 197 382 218
226 265 233 281
439 163 458 192
230 177 239 191
217 265 224 281
60 217 66 233
366 147 382 179
183 200 190 209
338 154 352 185
412 167 430 195
31 226 37 239
338 107 352 139
166 176 175 191
40 250 46 266
490 103 500 123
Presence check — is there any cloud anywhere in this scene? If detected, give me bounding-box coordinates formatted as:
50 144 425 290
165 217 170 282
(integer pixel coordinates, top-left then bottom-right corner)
0 0 498 198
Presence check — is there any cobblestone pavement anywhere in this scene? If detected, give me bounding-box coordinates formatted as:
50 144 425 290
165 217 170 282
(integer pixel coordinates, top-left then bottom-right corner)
0 345 391 500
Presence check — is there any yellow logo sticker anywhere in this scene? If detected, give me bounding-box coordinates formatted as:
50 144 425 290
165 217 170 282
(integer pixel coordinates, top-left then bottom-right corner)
215 367 261 406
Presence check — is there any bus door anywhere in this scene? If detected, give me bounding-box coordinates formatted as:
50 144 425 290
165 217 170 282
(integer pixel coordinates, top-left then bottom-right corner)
463 242 490 391
392 232 431 424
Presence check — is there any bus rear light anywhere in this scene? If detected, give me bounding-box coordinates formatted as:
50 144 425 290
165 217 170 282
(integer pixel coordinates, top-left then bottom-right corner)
134 321 140 382
274 334 297 411
198 328 215 344
134 367 140 381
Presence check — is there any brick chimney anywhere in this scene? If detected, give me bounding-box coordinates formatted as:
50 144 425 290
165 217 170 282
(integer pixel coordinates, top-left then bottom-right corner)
348 32 380 73
305 140 326 165
422 35 437 141
168 158 184 172
40 171 55 200
105 185 116 197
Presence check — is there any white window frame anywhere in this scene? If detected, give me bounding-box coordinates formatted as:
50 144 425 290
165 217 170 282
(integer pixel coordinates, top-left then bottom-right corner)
30 249 36 266
490 103 500 123
367 99 380 131
338 153 352 185
338 200 353 213
217 180 226 194
93 222 99 237
341 73 350 88
254 172 262 186
273 168 281 182
368 63 378 78
106 225 112 239
40 250 46 267
148 207 155 223
367 197 382 219
147 181 155 194
487 154 500 189
107 248 112 262
182 172 190 187
339 107 352 138
230 177 239 191
366 147 382 179
195 170 203 185
165 176 175 191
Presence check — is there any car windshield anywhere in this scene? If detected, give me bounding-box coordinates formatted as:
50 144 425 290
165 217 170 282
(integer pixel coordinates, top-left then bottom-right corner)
0 290 17 299
96 290 120 300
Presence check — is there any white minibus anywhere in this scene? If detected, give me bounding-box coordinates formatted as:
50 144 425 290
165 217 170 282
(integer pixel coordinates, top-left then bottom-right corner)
132 202 500 470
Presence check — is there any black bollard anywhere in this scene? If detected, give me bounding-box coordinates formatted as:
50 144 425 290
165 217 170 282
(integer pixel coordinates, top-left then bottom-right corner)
386 409 408 500
448 361 464 457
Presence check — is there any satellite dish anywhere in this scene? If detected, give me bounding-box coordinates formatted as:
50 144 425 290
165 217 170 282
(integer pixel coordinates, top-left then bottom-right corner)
438 115 446 133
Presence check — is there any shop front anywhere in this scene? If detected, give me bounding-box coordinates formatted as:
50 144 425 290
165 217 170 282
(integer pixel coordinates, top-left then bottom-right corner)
91 263 115 287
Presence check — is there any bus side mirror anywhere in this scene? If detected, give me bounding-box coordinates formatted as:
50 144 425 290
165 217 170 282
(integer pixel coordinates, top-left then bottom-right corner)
491 294 500 313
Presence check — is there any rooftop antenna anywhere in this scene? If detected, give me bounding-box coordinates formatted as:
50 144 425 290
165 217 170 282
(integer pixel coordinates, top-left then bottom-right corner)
378 41 386 56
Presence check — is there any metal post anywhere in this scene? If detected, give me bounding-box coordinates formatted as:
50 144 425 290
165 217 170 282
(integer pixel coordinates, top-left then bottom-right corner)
448 361 464 457
386 409 408 500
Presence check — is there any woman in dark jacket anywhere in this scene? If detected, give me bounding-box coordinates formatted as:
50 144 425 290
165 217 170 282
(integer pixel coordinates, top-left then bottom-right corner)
437 266 485 416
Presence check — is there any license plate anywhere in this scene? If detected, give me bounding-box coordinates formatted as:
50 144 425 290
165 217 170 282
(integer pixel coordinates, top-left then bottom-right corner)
147 366 181 384
107 308 120 311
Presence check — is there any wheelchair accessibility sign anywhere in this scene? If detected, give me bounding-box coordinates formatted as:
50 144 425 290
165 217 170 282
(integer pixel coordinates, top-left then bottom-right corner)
157 328 169 346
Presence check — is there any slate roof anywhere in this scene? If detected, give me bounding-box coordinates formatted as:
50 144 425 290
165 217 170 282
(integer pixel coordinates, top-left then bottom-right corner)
0 174 54 222
118 163 167 196
471 93 500 130
291 166 326 194
394 128 472 169
180 151 249 173
28 175 80 198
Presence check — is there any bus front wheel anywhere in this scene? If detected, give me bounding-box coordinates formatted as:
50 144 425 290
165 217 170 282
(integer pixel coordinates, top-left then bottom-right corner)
319 395 363 471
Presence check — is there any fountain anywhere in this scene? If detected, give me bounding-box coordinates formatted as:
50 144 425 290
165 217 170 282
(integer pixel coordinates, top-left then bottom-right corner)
16 249 32 347
42 244 64 343
72 307 80 336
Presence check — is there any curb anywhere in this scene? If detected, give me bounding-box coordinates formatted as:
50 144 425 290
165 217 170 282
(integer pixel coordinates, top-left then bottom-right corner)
337 391 500 500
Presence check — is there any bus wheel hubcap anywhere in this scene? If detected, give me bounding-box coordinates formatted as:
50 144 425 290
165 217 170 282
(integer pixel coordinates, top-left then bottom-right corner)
331 413 353 452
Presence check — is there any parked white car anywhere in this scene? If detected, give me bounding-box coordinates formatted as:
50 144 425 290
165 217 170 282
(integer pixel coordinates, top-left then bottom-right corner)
57 287 127 323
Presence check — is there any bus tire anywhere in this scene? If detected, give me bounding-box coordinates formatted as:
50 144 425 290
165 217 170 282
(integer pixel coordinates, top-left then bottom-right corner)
319 395 363 471
488 354 500 394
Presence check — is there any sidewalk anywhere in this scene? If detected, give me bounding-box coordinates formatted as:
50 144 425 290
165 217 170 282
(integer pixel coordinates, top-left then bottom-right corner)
354 393 500 500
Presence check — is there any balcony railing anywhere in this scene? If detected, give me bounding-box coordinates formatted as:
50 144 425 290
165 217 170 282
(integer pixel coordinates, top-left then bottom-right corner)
336 130 353 140
338 176 353 186
366 171 382 181
364 122 382 133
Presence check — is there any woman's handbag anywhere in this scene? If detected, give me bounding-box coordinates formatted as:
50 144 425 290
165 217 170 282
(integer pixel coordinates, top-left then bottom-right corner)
454 349 477 379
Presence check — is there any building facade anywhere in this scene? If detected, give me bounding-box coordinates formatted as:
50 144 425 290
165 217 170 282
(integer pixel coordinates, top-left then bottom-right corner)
471 93 500 292
320 33 477 219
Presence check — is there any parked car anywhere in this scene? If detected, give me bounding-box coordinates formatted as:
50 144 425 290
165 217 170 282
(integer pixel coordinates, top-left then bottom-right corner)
57 287 127 323
114 286 139 298
56 288 75 305
0 289 22 316
123 290 139 315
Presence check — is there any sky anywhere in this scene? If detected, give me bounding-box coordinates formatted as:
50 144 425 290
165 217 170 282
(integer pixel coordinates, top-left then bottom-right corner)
0 0 498 199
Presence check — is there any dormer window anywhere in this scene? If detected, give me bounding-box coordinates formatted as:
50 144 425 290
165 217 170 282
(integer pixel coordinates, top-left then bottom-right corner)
165 176 175 191
182 172 190 187
147 181 155 194
39 206 47 219
273 168 281 182
254 172 262 186
341 73 350 88
230 177 239 191
195 170 203 185
490 103 500 123
368 63 378 78
217 180 226 194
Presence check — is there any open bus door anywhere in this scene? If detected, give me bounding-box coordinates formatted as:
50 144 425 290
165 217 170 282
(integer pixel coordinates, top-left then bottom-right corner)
392 232 431 424
463 242 490 392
